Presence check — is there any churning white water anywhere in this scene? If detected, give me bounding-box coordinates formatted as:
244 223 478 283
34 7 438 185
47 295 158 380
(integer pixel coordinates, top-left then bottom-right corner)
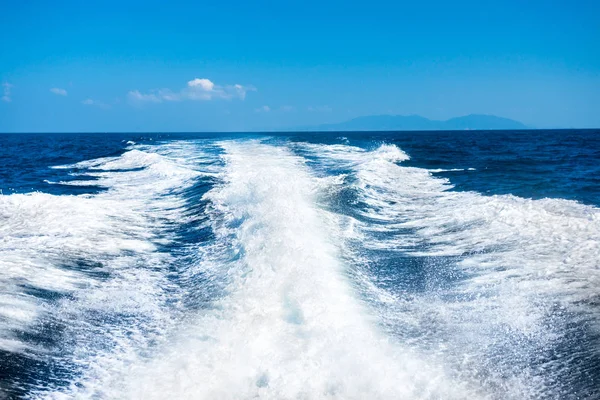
47 141 477 399
2 138 598 399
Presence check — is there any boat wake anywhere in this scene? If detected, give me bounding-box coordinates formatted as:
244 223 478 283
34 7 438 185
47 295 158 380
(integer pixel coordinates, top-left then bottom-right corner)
0 138 598 399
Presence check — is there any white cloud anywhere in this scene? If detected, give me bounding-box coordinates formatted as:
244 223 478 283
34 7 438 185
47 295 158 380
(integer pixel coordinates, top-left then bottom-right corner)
230 84 252 100
128 78 254 104
50 87 67 96
255 105 271 113
188 78 214 91
308 105 332 112
82 99 110 109
2 82 13 102
255 105 295 113
128 90 162 103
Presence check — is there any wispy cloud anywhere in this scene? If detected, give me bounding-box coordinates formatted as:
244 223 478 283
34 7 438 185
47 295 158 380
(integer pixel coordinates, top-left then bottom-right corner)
255 105 295 113
82 99 110 109
128 78 255 104
50 88 68 96
2 82 13 102
128 90 161 103
255 105 271 113
308 105 332 112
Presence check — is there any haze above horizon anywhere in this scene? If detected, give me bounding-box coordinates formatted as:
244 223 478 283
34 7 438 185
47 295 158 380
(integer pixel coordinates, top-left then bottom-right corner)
1 0 599 133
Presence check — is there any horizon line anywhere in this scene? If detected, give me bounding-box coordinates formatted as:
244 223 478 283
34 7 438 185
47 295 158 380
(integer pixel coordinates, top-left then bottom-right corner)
2 128 599 135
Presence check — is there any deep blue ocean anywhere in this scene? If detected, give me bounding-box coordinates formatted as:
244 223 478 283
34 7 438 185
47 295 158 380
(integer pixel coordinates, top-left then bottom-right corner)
0 130 599 399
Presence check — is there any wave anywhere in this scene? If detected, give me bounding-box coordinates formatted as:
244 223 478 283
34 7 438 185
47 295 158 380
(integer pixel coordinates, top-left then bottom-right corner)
2 138 598 399
296 141 600 398
428 167 476 172
45 140 479 399
0 141 215 396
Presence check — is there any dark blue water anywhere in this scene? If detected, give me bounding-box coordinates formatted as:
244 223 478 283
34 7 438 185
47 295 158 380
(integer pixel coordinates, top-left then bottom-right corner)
286 129 600 206
2 130 598 205
0 130 598 399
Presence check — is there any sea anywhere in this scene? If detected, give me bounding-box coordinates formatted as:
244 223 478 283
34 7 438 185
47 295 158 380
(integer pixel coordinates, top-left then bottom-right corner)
0 130 599 399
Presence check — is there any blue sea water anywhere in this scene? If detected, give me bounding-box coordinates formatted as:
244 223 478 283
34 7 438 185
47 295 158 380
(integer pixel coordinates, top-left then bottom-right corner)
0 130 598 399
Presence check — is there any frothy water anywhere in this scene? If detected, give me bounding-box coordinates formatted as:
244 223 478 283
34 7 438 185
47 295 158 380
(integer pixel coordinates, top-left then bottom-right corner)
295 141 600 398
0 141 211 396
1 133 599 399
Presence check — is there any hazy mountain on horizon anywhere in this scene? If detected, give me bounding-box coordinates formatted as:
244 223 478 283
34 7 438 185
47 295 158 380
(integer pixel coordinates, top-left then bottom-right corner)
293 114 528 131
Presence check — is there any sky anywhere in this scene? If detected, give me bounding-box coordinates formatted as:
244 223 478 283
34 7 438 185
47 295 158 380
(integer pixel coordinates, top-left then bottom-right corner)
1 0 599 132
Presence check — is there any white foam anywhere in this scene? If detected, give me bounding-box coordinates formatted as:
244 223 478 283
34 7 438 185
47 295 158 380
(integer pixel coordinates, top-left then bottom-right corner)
53 141 481 400
298 142 600 296
428 167 476 172
0 142 208 370
296 141 600 397
10 139 598 399
354 145 600 299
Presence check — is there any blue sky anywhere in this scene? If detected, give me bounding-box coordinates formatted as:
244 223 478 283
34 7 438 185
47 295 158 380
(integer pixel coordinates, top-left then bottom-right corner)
1 0 599 132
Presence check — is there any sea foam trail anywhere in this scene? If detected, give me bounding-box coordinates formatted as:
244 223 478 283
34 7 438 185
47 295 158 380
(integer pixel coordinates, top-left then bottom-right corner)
81 141 478 400
296 142 600 399
0 141 211 396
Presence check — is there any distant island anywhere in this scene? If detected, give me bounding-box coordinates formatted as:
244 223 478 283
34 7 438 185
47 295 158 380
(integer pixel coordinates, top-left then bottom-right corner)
294 114 528 131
